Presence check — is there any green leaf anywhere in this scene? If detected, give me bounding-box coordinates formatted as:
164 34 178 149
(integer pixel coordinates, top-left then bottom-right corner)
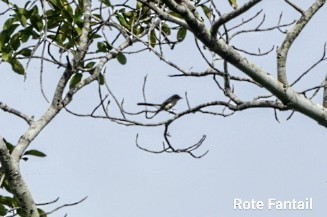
0 195 17 206
23 149 47 157
150 30 156 48
101 0 112 7
19 26 37 42
13 5 28 27
9 59 25 75
47 16 62 29
177 26 187 41
48 0 63 10
161 23 171 36
62 6 73 23
69 73 83 89
2 50 13 62
97 42 107 53
85 61 96 69
133 26 144 35
201 5 212 20
73 9 83 23
30 13 43 32
228 0 238 9
98 73 105 85
3 18 17 30
0 203 7 216
3 139 14 153
10 33 21 50
116 52 127 65
37 208 47 217
0 24 20 48
18 48 32 57
116 13 130 30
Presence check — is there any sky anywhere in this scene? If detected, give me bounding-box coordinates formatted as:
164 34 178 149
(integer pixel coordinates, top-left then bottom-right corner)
1 0 327 217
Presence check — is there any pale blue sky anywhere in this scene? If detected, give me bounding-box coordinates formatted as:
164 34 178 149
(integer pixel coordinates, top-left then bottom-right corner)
1 1 327 217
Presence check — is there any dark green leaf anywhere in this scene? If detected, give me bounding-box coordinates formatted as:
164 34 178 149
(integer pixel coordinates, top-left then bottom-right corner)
0 196 16 206
73 9 83 23
45 9 60 17
161 23 171 36
18 48 32 57
85 61 96 69
37 208 47 217
9 59 25 75
150 30 156 48
10 33 21 50
101 0 112 7
3 18 17 30
91 33 102 39
3 139 14 153
62 7 73 23
97 42 107 53
13 5 28 27
0 203 7 215
48 0 63 10
19 26 34 42
117 52 127 65
177 26 187 41
47 16 62 29
0 26 18 48
23 149 47 157
98 73 105 85
30 14 43 32
69 73 83 89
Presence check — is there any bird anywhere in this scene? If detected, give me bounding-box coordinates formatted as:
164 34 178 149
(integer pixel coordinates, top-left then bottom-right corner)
137 94 182 116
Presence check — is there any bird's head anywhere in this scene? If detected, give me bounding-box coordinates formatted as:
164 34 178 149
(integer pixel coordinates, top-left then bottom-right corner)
172 94 182 100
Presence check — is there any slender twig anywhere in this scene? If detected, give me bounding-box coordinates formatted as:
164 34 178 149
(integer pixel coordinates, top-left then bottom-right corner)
44 196 88 216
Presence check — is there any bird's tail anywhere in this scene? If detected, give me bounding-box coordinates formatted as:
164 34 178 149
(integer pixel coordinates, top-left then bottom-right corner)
137 102 160 106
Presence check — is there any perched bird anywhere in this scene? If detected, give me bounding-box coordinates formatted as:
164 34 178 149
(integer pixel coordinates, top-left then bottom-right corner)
137 94 182 116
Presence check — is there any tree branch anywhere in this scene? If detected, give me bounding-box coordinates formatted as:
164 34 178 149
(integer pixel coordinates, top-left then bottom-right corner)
0 137 38 217
323 74 327 108
210 0 262 38
161 0 327 126
277 0 326 85
0 102 34 125
284 0 305 15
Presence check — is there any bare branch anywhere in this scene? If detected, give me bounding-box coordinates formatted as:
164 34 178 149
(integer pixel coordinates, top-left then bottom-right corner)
230 16 296 40
323 75 327 108
277 0 326 85
162 0 327 127
284 0 305 15
0 102 34 125
210 0 262 38
36 197 60 206
44 196 88 216
232 45 274 56
135 126 208 159
291 43 327 86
